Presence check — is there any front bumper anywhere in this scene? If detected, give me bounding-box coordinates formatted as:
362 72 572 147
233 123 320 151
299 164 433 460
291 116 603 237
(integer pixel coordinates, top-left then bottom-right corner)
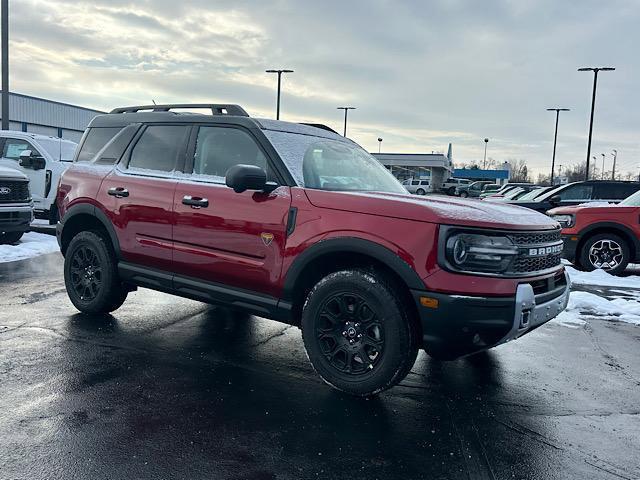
0 204 33 234
561 234 579 262
412 270 570 359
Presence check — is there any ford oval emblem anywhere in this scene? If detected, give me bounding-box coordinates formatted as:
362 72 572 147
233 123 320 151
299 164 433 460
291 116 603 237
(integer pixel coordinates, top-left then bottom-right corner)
0 187 11 195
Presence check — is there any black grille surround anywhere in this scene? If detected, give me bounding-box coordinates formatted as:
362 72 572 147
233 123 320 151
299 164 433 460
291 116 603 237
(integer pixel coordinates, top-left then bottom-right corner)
0 179 31 203
438 226 564 278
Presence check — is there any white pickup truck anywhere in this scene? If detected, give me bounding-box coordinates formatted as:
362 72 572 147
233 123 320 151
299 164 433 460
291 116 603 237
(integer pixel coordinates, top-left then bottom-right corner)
0 166 33 244
0 131 77 224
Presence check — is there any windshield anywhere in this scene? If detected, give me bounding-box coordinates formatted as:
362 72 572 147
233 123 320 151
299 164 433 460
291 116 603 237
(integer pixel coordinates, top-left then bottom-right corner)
264 130 407 194
502 187 525 199
620 189 640 206
516 187 547 201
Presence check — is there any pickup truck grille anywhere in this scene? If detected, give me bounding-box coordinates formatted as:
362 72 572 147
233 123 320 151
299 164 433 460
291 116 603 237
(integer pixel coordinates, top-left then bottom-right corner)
508 228 563 275
0 180 31 203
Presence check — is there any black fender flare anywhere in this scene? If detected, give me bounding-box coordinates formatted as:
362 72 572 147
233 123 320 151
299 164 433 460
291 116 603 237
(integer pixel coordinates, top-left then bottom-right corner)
578 221 640 258
281 237 425 301
60 203 121 258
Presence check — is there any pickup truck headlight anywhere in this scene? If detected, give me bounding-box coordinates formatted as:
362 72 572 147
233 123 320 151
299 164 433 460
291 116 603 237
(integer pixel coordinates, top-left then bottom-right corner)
444 231 518 273
550 214 574 228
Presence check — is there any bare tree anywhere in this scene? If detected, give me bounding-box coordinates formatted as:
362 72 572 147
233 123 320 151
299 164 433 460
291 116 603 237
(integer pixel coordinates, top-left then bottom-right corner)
507 159 530 183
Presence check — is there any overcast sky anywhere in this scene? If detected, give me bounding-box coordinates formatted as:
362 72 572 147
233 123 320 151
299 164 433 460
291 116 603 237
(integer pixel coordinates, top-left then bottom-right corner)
8 0 639 176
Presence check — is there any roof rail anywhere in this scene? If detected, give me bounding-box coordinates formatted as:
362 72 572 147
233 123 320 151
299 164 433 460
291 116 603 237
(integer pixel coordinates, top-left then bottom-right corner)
109 104 249 117
300 123 339 134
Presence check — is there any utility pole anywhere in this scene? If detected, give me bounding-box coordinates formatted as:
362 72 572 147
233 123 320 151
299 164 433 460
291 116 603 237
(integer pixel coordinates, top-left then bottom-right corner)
377 137 382 153
483 138 489 169
546 108 570 185
611 149 617 180
337 106 355 137
578 67 615 180
265 69 293 120
1 0 8 130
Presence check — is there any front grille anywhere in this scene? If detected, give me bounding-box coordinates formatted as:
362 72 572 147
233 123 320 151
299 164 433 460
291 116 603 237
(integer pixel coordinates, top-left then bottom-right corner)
508 228 563 275
0 180 30 203
508 229 561 245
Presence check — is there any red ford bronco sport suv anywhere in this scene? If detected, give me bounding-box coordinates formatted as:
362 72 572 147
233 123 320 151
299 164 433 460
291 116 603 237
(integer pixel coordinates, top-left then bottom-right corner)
57 104 570 396
549 189 640 275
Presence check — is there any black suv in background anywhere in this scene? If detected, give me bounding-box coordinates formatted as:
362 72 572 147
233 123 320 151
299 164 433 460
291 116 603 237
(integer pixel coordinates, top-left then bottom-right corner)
506 180 640 213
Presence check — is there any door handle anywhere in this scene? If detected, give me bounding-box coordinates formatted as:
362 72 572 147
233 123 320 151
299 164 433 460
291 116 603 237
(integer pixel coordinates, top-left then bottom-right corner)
182 195 209 208
107 187 129 198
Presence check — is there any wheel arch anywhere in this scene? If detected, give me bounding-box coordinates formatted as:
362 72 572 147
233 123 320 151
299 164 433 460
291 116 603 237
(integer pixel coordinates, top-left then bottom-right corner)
59 204 121 257
577 222 639 261
282 237 425 328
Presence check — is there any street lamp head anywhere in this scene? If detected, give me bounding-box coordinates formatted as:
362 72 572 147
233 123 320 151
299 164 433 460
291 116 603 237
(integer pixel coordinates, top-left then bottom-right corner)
578 67 615 72
484 138 489 143
265 69 294 73
377 137 383 142
547 108 571 112
337 106 356 110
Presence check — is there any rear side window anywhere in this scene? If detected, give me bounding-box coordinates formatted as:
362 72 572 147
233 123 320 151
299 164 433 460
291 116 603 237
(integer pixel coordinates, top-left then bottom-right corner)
76 127 123 162
411 180 419 185
128 125 190 172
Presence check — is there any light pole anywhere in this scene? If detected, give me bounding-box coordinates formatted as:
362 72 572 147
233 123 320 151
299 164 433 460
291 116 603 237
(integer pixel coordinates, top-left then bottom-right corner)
1 0 8 131
592 156 597 179
611 150 617 180
601 153 606 180
578 66 615 180
337 106 355 137
377 137 383 153
483 138 489 169
265 69 293 120
546 108 569 185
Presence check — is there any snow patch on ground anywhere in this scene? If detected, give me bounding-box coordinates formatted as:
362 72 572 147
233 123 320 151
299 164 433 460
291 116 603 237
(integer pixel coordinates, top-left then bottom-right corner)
0 232 59 263
565 265 640 289
554 291 640 328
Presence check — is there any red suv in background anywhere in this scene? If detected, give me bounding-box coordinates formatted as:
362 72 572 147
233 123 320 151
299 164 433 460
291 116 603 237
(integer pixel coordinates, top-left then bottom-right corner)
549 190 640 275
56 104 569 396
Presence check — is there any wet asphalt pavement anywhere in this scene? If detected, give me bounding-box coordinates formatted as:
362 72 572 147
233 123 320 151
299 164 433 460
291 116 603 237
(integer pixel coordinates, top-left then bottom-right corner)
1 253 640 480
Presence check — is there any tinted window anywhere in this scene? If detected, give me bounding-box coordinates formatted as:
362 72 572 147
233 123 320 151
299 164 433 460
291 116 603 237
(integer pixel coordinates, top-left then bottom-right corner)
421 181 429 185
76 127 122 162
193 127 266 180
411 181 419 185
557 184 593 201
93 125 140 165
2 138 41 160
595 183 640 200
128 125 190 172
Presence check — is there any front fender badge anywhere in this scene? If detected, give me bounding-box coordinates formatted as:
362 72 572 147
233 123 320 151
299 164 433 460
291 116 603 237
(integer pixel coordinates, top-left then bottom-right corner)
261 232 274 247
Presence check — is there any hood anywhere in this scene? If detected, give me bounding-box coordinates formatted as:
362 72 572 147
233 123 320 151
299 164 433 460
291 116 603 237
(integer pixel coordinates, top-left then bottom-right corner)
0 166 28 180
304 189 559 231
548 204 628 215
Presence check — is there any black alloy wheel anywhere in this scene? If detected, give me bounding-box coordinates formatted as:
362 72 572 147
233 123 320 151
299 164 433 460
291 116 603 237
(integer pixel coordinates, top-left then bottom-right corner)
69 245 103 302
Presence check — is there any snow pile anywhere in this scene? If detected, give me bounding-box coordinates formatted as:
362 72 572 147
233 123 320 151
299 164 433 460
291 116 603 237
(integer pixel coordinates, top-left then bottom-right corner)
0 232 59 263
565 265 640 289
554 291 640 328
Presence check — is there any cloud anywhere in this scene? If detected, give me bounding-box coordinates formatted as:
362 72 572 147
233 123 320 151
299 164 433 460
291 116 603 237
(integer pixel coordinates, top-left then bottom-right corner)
7 0 639 175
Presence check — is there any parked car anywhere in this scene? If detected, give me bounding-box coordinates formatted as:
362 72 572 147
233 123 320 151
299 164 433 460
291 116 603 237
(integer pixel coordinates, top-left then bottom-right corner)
549 189 640 275
401 178 430 195
0 166 33 244
483 185 542 202
440 177 472 195
57 103 569 396
481 182 534 199
479 183 500 196
456 180 493 198
506 180 640 213
0 131 77 224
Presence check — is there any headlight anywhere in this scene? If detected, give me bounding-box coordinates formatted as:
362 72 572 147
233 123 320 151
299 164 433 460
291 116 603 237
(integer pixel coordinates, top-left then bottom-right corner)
444 231 518 273
551 214 574 228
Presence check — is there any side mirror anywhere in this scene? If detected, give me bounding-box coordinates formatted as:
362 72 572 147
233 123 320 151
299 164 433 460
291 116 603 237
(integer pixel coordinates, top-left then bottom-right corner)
225 164 278 194
19 150 46 170
549 195 561 205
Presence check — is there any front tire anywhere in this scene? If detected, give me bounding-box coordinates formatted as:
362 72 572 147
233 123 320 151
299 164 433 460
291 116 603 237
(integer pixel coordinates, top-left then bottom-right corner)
0 232 24 244
64 231 128 314
579 233 630 276
416 188 426 195
460 191 468 198
301 270 418 396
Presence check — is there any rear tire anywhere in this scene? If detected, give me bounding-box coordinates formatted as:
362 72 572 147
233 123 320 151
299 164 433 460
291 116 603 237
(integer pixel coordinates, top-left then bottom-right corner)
460 191 468 198
447 187 456 195
301 269 419 397
579 233 630 276
64 231 128 314
0 232 24 244
416 188 426 195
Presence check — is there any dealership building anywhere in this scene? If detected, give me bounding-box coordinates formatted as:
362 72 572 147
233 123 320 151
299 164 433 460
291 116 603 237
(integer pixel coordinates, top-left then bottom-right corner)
0 92 103 143
372 143 454 191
